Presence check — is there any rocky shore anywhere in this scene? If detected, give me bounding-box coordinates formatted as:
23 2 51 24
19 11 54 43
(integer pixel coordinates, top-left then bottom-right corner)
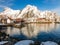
0 31 60 45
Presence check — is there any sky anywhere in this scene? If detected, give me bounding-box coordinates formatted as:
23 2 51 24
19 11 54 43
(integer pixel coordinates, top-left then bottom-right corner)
0 0 60 15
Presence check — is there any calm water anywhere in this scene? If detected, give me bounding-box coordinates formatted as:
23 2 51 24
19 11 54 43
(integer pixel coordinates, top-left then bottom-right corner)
1 23 60 42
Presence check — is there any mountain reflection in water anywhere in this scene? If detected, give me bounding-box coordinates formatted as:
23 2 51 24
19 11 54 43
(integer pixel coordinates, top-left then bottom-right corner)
1 23 60 41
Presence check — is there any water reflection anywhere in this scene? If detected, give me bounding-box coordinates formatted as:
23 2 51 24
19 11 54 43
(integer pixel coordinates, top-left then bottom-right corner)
4 23 58 38
6 27 21 36
21 23 57 37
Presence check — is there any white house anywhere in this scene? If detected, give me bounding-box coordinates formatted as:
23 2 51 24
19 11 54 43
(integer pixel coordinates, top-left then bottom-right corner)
7 19 11 24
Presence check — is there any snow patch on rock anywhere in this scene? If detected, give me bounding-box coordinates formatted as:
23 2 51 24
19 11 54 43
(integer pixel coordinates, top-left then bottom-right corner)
41 41 58 45
14 40 34 45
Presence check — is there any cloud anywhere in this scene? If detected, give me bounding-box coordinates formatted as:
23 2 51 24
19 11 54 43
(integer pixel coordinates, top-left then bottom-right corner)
45 0 56 2
0 0 15 8
51 7 60 15
43 0 60 4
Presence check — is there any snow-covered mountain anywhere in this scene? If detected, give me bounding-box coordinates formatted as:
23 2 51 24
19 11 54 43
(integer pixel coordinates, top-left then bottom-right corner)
0 7 20 19
0 5 56 19
17 5 41 18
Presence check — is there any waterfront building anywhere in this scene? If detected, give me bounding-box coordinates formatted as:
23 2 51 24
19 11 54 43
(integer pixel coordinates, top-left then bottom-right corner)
7 19 11 24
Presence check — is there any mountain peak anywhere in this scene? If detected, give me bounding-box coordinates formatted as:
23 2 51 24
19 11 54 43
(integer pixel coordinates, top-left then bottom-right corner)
26 5 32 8
4 7 12 11
25 5 37 10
